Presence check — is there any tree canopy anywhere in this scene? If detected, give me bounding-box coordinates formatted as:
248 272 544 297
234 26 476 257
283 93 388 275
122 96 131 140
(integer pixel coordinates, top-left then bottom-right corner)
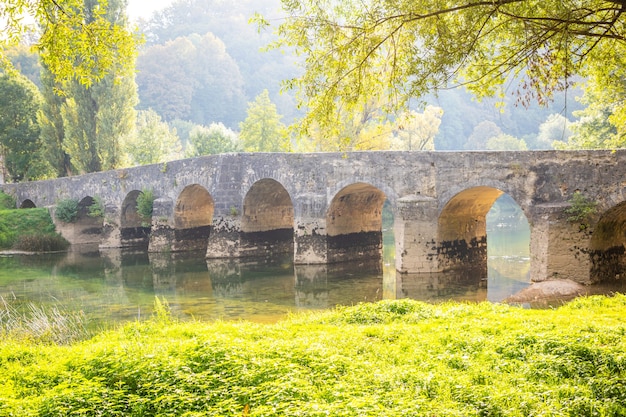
263 0 626 138
0 0 140 85
0 74 47 181
240 90 290 152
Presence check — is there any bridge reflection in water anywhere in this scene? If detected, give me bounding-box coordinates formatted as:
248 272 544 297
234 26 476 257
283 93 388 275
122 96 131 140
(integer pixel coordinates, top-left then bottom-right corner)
0 196 546 325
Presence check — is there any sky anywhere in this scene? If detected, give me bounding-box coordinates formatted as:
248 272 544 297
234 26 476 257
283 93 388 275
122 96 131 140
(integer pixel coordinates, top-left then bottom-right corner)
127 0 173 20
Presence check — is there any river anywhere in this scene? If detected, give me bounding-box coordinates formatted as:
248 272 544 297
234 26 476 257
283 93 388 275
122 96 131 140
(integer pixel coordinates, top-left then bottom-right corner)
1 196 622 326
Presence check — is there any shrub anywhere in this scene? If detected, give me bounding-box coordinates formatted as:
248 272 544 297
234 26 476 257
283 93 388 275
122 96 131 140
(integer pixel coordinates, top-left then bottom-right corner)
12 234 70 252
136 189 154 227
88 196 104 218
55 198 79 223
564 191 597 229
0 191 15 210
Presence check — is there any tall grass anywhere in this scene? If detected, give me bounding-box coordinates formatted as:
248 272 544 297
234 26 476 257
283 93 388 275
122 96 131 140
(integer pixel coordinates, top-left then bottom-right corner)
1 296 625 416
0 296 92 344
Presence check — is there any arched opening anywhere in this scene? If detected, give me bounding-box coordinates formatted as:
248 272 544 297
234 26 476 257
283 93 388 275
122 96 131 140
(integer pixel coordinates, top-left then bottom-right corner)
438 187 530 299
589 202 626 283
174 184 214 252
76 196 104 242
19 199 36 208
438 186 504 271
485 194 531 300
120 190 151 249
241 178 294 258
326 183 387 263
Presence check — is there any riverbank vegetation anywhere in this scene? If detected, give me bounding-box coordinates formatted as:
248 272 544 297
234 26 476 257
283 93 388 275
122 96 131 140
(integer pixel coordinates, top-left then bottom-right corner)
0 193 68 252
1 296 625 416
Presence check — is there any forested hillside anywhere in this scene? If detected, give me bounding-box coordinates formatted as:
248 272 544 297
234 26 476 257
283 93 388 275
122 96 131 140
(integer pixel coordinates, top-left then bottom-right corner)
134 0 584 151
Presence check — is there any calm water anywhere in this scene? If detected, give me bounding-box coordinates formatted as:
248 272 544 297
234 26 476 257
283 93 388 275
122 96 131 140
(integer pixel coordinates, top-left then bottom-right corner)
3 195 622 325
0 227 533 325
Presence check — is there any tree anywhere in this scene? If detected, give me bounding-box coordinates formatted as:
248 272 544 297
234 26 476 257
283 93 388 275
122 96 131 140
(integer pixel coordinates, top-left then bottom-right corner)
262 0 626 134
560 58 626 149
186 123 241 157
536 113 572 149
38 64 73 177
0 0 140 85
5 45 41 87
60 0 138 173
125 109 182 166
487 134 528 151
0 74 52 181
392 107 443 151
465 121 503 150
240 90 290 152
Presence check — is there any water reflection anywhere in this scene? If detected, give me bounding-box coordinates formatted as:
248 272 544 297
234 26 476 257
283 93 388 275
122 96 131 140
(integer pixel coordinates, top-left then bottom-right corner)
0 195 541 325
1 246 532 326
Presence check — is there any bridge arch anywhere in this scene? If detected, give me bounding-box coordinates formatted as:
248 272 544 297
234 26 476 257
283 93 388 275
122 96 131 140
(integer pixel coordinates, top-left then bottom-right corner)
589 202 626 282
327 182 387 263
174 184 214 252
120 190 151 249
240 178 294 258
19 199 36 209
438 186 529 274
55 196 104 245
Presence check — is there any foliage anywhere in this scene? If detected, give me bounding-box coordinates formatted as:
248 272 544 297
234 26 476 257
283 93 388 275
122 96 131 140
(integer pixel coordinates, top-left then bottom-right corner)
136 189 155 226
392 106 442 151
1 297 90 344
537 113 572 149
0 207 59 249
169 119 197 148
260 0 626 137
486 134 528 151
240 90 290 152
0 0 140 87
565 191 598 229
1 296 626 415
559 51 626 149
53 0 138 174
4 44 41 87
0 191 15 210
0 73 52 182
126 109 182 166
464 121 503 150
61 71 138 173
566 41 626 149
186 122 241 157
38 63 73 177
87 196 104 218
136 33 246 129
54 198 79 223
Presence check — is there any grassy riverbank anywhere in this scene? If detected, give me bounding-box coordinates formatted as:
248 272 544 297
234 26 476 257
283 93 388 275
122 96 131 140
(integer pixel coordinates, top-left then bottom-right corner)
1 296 625 416
0 204 68 252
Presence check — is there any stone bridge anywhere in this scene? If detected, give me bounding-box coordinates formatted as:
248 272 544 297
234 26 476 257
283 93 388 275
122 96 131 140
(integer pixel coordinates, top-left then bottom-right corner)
2 150 626 285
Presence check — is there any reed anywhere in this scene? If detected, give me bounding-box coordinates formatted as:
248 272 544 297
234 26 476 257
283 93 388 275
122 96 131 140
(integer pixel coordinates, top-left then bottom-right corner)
0 296 92 344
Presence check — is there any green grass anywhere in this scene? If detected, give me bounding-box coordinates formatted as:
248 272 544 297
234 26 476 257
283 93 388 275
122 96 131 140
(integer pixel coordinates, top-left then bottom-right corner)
1 296 625 416
0 191 15 210
0 208 67 250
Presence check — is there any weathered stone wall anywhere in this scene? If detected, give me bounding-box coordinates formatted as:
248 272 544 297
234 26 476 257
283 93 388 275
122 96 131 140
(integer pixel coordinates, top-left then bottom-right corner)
2 150 626 284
